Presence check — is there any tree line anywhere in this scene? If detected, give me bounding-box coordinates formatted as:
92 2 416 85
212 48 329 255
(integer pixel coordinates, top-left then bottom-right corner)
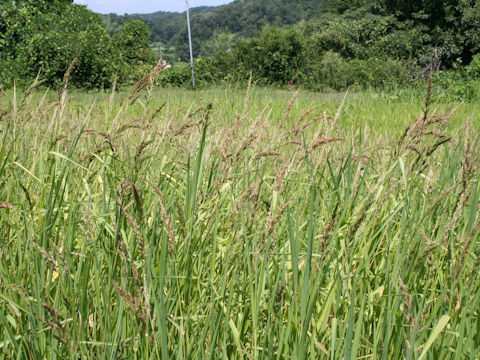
1 0 479 92
104 0 327 62
156 0 480 93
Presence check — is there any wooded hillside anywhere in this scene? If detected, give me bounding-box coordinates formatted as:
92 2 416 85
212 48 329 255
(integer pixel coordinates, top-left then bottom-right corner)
104 0 328 61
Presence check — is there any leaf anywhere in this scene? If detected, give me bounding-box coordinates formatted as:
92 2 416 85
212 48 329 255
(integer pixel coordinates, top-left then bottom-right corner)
418 315 450 360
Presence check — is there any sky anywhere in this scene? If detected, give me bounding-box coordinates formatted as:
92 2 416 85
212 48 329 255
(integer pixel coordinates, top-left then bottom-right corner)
73 0 234 14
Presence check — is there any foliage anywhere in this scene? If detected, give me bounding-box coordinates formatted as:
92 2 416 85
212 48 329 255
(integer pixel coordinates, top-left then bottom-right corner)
2 0 480 90
433 54 480 101
122 0 480 89
310 10 428 61
105 0 329 61
156 57 221 88
374 0 480 65
0 0 118 87
114 20 156 65
0 0 156 88
466 53 480 78
104 0 479 73
113 20 157 81
302 51 411 90
156 62 193 87
200 20 415 90
187 1 478 90
224 27 306 85
199 31 237 58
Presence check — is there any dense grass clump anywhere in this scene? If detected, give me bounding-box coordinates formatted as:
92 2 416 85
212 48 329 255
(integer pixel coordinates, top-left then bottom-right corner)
0 77 479 359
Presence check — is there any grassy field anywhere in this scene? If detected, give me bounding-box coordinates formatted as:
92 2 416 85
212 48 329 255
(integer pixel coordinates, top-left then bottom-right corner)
0 78 479 359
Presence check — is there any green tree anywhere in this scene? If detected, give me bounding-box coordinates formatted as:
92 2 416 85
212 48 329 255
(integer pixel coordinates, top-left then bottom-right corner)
113 19 157 81
227 26 305 85
114 20 156 65
200 31 236 57
0 0 119 87
380 0 480 64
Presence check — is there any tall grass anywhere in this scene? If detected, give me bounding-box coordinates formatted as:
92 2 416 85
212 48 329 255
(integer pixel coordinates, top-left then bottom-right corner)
0 76 479 359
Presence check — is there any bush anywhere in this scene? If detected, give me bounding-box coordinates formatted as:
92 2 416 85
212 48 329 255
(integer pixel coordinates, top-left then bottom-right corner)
226 27 306 85
312 11 429 62
466 53 480 79
206 14 422 90
156 63 192 87
433 59 480 101
156 57 222 88
302 51 411 91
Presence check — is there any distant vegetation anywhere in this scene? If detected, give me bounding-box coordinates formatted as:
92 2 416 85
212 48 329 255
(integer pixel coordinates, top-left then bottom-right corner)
1 0 480 95
104 0 325 61
146 0 480 94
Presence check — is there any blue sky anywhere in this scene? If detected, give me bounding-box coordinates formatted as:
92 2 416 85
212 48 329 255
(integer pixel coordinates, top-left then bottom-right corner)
73 0 234 14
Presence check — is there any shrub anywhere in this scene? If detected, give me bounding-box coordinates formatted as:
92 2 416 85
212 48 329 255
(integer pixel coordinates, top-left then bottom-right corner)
433 61 480 102
156 57 222 88
227 27 306 85
302 51 411 90
466 53 480 79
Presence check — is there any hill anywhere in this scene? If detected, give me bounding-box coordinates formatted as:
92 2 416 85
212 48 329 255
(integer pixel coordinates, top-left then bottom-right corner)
103 0 329 61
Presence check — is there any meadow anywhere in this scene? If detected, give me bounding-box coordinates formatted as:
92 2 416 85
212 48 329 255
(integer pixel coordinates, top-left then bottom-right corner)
0 76 479 359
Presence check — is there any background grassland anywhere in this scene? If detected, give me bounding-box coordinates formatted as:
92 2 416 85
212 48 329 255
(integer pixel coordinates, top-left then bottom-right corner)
0 81 479 359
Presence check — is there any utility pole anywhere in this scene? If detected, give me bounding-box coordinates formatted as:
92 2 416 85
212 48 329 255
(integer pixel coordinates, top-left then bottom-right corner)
186 0 195 89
